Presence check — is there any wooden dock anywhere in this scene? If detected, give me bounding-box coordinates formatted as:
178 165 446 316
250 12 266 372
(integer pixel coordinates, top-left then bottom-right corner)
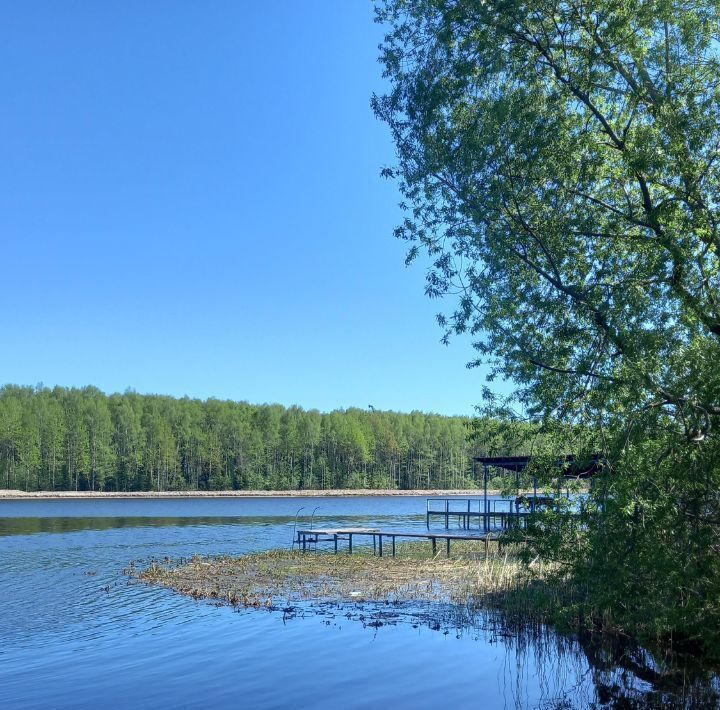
291 496 556 559
295 527 503 557
426 497 548 531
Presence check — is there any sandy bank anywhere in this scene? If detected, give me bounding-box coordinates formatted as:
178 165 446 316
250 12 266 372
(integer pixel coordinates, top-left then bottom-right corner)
0 488 495 500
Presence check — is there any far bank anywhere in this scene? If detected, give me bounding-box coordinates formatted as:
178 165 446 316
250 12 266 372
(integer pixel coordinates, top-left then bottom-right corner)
0 488 501 500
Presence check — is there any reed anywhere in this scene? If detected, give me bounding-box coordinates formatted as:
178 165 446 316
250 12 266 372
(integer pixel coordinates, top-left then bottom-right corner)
134 541 571 625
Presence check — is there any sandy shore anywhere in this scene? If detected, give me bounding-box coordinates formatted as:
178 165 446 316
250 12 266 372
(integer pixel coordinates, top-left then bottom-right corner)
0 488 495 500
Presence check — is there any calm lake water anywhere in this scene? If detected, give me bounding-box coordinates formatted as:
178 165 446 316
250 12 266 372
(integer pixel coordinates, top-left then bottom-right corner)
1 496 716 709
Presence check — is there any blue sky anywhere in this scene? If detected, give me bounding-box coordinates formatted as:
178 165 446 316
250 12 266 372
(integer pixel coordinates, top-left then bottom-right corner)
0 1 502 416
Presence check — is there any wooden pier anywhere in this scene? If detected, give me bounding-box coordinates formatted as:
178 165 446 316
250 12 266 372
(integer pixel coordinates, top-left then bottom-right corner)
295 527 502 557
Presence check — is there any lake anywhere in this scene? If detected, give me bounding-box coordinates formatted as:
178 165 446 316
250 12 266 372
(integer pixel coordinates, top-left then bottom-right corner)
1 496 715 708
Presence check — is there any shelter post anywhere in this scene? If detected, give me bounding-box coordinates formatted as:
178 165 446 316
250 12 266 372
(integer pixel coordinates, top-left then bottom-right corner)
483 464 488 532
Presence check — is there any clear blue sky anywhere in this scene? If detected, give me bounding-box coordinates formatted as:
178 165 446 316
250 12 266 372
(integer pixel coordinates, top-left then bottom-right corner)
0 1 502 416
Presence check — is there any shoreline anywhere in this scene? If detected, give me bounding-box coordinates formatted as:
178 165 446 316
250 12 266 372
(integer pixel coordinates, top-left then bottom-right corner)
0 488 499 500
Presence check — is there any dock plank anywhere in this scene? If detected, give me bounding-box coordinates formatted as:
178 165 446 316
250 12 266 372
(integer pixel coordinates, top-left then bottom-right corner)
295 526 508 557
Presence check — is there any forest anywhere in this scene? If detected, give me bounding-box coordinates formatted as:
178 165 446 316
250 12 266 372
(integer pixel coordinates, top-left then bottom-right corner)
0 385 503 492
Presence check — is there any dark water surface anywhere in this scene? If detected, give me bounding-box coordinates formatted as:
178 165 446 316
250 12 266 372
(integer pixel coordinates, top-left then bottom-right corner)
1 497 716 709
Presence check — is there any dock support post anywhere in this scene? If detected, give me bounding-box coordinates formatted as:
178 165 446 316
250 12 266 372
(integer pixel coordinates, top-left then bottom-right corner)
379 535 383 557
446 538 451 557
334 534 338 554
348 534 353 555
445 499 449 529
426 499 430 528
373 535 376 555
392 535 396 557
483 465 489 532
431 537 437 556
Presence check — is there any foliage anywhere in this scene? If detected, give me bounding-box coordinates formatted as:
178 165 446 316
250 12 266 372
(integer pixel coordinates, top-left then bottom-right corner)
0 384 507 492
374 0 720 656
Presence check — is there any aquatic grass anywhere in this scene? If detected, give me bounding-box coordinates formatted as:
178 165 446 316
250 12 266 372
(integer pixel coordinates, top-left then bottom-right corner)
135 542 720 688
135 541 565 622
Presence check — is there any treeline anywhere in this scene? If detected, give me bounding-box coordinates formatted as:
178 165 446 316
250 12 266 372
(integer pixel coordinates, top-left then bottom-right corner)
0 385 500 492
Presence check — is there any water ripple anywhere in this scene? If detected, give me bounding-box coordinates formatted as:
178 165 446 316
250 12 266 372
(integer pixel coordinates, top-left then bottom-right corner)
1 497 715 709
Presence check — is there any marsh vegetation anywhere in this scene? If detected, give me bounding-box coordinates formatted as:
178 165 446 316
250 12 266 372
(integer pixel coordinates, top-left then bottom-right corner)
140 544 511 603
136 542 573 626
136 542 720 707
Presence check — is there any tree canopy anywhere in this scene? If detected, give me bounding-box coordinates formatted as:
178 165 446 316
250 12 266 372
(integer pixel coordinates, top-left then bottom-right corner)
375 0 720 428
375 0 720 656
0 385 522 492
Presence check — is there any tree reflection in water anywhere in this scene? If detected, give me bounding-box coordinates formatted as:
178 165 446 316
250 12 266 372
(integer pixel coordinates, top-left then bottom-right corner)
275 600 719 708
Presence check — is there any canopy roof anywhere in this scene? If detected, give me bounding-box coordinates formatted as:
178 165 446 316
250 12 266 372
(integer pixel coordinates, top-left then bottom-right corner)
474 454 601 478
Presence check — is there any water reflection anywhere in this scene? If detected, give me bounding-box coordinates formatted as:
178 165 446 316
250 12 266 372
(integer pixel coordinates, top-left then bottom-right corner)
0 495 437 519
0 515 291 536
186 593 720 709
0 512 429 537
0 497 717 709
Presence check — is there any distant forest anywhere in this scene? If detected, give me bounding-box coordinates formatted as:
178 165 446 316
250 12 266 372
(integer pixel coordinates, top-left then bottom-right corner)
0 385 509 492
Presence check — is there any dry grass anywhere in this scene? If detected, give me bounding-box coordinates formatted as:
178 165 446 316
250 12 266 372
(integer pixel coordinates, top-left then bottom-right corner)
134 541 562 618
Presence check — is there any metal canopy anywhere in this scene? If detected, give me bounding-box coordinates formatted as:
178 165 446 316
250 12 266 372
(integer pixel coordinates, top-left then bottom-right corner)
474 454 601 478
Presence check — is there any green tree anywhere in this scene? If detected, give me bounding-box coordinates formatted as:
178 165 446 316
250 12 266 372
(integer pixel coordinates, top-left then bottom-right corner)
17 402 40 491
38 389 65 491
375 0 720 654
83 389 115 492
63 389 89 491
0 386 488 493
110 393 143 491
0 389 23 489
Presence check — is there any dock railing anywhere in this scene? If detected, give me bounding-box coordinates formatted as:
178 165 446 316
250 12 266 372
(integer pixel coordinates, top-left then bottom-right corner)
426 497 528 531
